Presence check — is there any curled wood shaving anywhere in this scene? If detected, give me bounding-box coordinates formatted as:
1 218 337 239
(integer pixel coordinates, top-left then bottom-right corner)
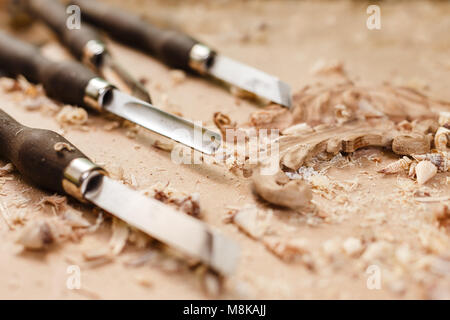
378 156 412 174
213 112 236 137
16 220 54 250
278 120 396 171
435 127 450 151
54 142 75 152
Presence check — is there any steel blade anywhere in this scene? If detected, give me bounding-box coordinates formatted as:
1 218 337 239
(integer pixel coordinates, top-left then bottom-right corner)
100 54 152 103
208 55 292 108
84 175 239 275
102 89 221 154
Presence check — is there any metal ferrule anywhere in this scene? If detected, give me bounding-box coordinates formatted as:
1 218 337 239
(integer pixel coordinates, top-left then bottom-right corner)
82 39 107 69
83 77 114 111
188 43 215 74
62 158 107 202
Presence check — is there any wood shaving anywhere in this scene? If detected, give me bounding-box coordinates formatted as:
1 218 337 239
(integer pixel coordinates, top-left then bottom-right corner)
134 274 153 288
229 205 271 239
169 69 186 86
434 127 449 151
310 59 345 76
438 111 450 127
252 169 312 210
413 152 449 172
290 67 449 126
37 195 67 214
0 163 15 177
153 139 174 152
249 104 293 130
213 112 236 137
16 220 54 250
53 142 75 152
378 156 412 174
62 210 91 228
392 133 430 155
415 161 438 185
109 218 129 255
143 183 202 218
55 105 88 127
0 201 14 230
342 237 364 257
263 237 310 263
103 121 121 131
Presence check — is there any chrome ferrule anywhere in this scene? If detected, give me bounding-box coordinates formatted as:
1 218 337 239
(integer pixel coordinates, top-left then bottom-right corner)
62 158 107 202
82 39 107 69
83 77 114 111
188 43 215 74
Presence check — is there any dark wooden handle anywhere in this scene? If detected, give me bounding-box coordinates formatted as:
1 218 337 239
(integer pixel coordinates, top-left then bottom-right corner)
0 31 96 106
23 0 103 60
0 108 87 193
71 0 199 70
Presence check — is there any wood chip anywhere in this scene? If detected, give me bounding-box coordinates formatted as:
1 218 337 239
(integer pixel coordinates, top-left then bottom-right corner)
0 163 15 177
109 218 129 255
54 142 75 152
16 220 54 250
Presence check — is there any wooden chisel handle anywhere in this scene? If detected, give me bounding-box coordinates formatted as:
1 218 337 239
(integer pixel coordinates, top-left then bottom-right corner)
0 108 88 193
20 0 103 61
0 31 98 107
70 0 207 71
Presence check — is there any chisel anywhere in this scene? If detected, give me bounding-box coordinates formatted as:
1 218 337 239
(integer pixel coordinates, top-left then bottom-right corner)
70 0 292 108
0 31 221 154
10 0 152 103
0 108 239 274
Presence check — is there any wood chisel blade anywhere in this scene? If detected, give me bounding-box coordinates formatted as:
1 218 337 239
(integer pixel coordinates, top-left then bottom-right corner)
84 175 239 275
101 89 222 155
208 55 292 108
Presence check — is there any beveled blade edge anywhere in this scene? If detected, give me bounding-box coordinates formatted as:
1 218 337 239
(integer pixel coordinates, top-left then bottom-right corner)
208 55 292 108
84 176 239 275
102 89 222 154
